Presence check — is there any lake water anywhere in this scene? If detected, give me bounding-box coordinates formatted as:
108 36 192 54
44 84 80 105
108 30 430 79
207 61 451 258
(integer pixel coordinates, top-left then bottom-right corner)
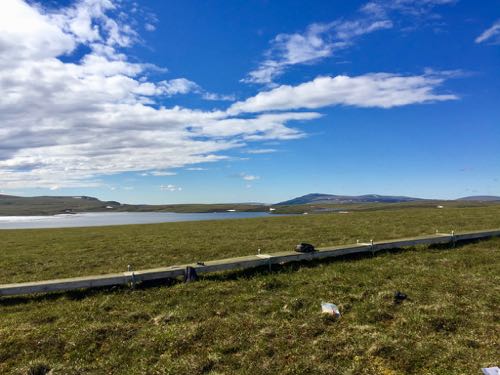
0 211 277 229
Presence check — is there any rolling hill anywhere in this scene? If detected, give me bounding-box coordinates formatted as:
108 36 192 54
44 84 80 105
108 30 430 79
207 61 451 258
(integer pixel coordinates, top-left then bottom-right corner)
456 195 500 202
0 195 267 216
0 195 121 216
277 193 423 205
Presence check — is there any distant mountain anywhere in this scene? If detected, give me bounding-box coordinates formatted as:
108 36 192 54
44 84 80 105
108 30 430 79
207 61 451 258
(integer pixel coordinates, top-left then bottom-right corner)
456 196 500 202
277 193 424 205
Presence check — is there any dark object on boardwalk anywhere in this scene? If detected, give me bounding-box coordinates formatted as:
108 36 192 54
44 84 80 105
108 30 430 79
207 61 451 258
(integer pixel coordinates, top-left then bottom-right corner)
394 291 407 303
295 243 315 253
196 261 205 266
184 266 198 282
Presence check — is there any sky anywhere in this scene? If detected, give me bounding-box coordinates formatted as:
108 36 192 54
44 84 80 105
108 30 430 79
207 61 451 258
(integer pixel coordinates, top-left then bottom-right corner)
0 0 499 204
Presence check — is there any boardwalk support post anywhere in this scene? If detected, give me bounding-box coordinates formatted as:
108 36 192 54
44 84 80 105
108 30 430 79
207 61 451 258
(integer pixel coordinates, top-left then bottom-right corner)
184 266 198 283
131 272 136 289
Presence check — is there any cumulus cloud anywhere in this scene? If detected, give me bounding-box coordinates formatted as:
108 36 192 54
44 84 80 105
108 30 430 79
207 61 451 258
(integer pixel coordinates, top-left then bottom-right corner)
243 0 455 85
475 20 500 44
158 78 200 96
230 73 457 114
189 112 321 140
0 0 311 189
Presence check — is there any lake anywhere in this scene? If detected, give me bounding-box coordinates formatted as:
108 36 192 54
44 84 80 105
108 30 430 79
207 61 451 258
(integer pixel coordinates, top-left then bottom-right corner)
0 211 277 229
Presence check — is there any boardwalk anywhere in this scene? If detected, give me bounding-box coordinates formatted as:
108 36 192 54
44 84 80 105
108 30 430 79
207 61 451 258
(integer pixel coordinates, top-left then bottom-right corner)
1 229 499 297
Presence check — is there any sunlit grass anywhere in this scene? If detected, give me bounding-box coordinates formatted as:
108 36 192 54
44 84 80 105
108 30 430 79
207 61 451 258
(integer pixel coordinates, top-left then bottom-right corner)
0 204 499 374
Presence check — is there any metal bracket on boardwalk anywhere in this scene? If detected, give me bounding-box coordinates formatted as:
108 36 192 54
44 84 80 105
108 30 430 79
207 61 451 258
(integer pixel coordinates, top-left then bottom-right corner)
357 240 375 255
127 265 136 289
256 253 273 272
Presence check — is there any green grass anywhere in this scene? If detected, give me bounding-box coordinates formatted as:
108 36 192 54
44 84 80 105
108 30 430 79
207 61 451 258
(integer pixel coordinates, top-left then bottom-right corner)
1 204 500 284
1 205 499 374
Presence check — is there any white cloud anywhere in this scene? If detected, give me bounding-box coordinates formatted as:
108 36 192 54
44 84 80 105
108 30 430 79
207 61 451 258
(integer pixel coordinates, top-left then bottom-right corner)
51 0 138 48
190 112 320 140
186 167 207 171
230 73 457 114
243 0 455 85
160 184 182 192
202 92 236 101
243 19 392 85
245 149 277 154
140 170 177 176
362 0 456 18
241 173 260 181
475 20 500 44
151 170 177 176
0 0 313 189
145 23 156 32
158 78 200 96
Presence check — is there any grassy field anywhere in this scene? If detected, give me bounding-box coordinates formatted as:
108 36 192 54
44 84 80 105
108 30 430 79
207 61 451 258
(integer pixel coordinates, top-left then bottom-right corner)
1 204 499 374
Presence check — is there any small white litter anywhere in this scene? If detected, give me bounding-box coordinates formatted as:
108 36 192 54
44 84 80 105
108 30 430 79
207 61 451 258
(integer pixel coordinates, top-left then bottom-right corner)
482 367 500 375
321 302 340 318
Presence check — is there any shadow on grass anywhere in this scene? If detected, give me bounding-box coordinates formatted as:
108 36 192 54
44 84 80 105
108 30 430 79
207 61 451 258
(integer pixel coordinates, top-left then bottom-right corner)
0 238 481 306
428 237 482 250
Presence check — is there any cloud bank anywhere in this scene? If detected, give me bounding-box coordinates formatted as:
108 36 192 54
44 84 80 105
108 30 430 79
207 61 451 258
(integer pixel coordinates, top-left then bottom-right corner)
0 0 458 189
0 0 314 189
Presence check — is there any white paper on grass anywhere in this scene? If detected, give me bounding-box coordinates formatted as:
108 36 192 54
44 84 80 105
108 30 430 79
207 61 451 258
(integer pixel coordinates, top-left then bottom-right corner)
321 302 340 317
482 367 500 375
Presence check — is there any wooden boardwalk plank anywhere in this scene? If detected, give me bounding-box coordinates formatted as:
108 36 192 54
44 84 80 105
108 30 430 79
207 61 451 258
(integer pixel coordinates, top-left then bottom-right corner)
1 229 499 297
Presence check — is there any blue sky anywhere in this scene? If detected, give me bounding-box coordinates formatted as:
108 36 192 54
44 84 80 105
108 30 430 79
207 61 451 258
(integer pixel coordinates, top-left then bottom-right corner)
0 0 499 204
